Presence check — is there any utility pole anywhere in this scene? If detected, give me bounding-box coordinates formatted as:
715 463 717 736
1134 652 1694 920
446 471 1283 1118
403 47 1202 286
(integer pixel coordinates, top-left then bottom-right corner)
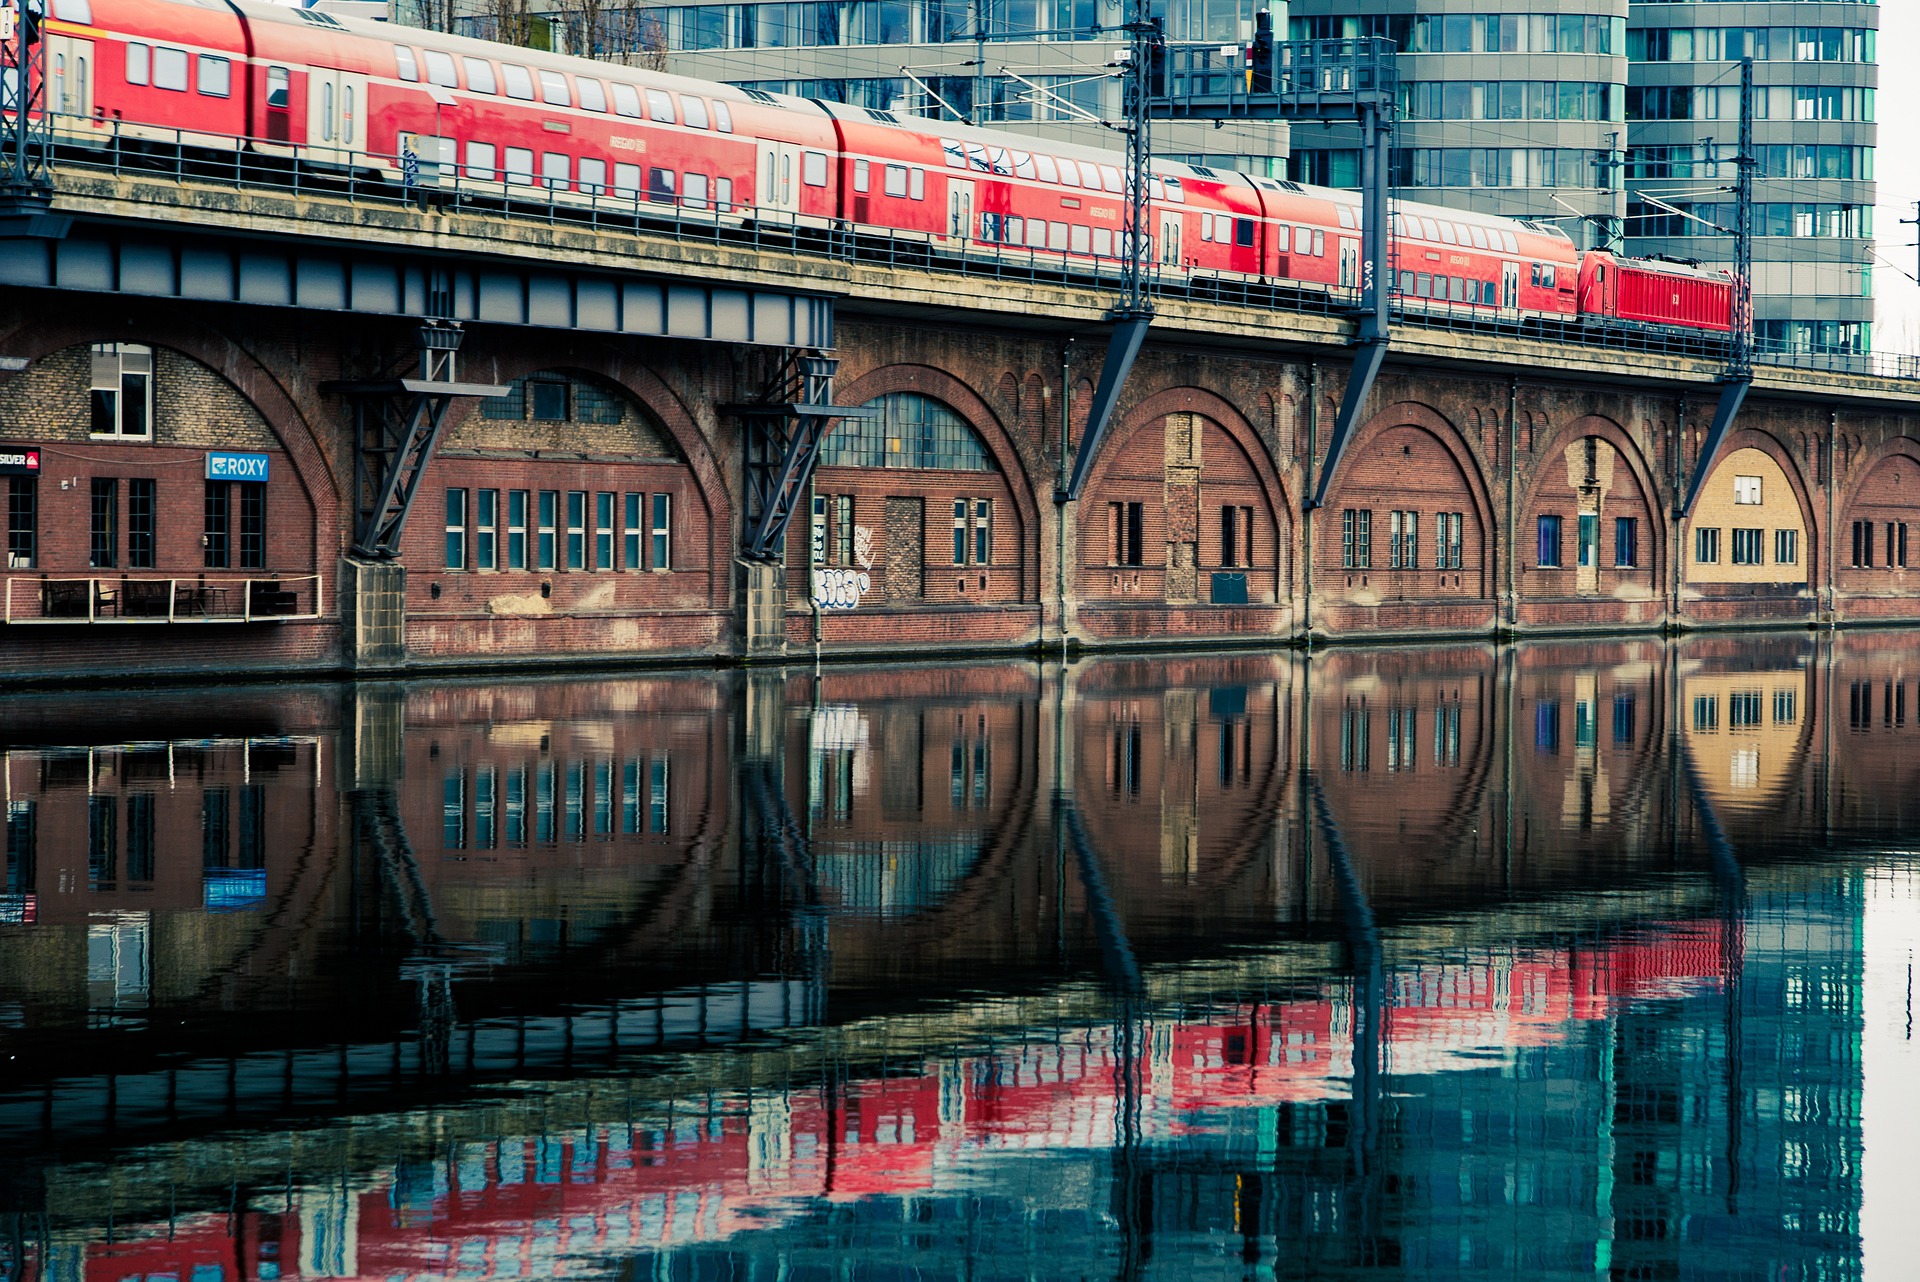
1901 200 1920 287
969 0 987 126
1730 54 1754 378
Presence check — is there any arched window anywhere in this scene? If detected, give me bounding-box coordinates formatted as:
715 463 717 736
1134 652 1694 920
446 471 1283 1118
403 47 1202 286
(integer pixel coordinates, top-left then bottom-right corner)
822 392 995 471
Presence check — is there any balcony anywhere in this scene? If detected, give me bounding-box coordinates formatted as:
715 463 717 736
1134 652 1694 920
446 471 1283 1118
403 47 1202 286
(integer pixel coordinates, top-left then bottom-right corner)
2 574 324 624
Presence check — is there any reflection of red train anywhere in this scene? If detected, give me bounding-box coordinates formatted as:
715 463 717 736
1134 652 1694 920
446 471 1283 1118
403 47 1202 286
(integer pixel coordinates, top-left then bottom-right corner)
42 0 1729 335
54 924 1722 1281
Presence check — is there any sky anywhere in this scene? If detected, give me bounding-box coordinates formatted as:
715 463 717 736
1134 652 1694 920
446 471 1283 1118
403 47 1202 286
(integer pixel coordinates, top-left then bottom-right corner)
1872 3 1918 353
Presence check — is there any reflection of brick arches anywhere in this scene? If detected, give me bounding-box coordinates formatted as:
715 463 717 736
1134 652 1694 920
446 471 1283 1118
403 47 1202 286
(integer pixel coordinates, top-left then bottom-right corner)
833 363 1040 600
0 317 340 553
1517 414 1667 589
1080 386 1292 601
1322 400 1495 596
463 353 735 608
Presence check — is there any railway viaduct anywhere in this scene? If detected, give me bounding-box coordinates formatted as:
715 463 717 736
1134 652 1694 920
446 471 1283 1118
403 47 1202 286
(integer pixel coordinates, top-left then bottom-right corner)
3 159 1919 680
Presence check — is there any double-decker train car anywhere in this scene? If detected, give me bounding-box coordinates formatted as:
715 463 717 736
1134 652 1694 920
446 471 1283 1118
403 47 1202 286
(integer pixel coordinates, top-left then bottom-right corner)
34 0 1736 338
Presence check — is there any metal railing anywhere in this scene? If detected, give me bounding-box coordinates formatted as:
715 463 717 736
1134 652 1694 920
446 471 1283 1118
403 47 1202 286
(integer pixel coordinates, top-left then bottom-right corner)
2 573 324 624
32 116 1913 381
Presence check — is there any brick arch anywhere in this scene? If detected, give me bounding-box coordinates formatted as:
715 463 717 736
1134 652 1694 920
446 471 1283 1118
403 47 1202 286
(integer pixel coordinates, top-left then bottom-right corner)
1323 399 1497 560
1842 436 1920 514
1090 385 1292 521
831 362 1042 582
462 352 735 606
1694 426 1821 561
1517 414 1667 586
0 319 341 551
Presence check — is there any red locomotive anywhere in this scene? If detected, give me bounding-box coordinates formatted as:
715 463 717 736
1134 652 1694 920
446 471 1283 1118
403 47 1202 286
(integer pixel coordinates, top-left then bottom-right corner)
34 0 1734 336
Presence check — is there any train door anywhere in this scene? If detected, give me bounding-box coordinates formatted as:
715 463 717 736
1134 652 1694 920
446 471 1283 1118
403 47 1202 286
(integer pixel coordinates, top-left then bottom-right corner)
1159 211 1182 267
307 69 368 166
947 178 974 244
1501 261 1520 312
755 141 799 220
46 36 91 121
1338 237 1359 290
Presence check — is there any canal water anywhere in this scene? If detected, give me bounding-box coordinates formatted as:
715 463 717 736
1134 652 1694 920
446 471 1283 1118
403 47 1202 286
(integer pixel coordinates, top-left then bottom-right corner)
0 633 1915 1280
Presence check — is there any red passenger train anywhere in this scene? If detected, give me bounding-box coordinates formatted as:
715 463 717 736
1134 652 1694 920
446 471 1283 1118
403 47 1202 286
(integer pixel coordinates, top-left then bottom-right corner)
32 0 1735 337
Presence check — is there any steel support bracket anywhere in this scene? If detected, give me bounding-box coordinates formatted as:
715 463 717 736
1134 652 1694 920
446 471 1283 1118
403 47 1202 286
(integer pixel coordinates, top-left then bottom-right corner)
1058 312 1152 505
724 351 873 563
1677 374 1752 519
1306 337 1390 512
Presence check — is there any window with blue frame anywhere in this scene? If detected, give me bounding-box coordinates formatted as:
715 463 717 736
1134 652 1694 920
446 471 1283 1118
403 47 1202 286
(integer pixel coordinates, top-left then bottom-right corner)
1537 514 1562 567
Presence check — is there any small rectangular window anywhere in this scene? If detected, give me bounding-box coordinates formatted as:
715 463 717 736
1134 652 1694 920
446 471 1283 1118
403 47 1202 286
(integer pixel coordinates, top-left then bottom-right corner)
624 492 642 569
1341 508 1372 569
716 176 734 213
84 478 117 569
576 77 606 112
538 69 570 106
125 478 155 569
595 491 615 570
884 163 908 196
1731 527 1763 565
712 99 732 132
1774 528 1797 566
1733 474 1762 504
1577 512 1598 568
153 46 188 92
504 147 534 185
854 158 870 192
501 64 534 101
910 167 925 200
566 491 586 570
802 151 828 186
466 141 496 180
611 82 641 117
445 488 467 569
507 489 528 569
197 55 230 97
530 379 567 421
7 477 36 568
238 482 265 569
475 488 498 570
651 493 671 569
1615 516 1637 567
648 167 676 203
682 96 709 129
537 490 558 570
975 498 991 566
422 49 458 88
1695 526 1721 564
542 151 570 189
202 481 227 569
126 42 151 85
645 88 675 123
393 46 418 82
579 157 607 195
463 57 495 94
683 172 709 208
1536 514 1562 567
613 162 641 198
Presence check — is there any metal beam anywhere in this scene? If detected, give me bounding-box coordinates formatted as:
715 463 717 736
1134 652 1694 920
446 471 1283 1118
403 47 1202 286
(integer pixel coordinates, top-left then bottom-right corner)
1678 375 1751 518
726 352 873 562
0 221 835 348
1307 339 1389 512
1058 314 1152 504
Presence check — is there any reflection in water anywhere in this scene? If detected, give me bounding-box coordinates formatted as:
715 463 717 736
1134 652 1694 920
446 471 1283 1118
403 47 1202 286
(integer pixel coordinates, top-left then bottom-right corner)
0 635 1903 1279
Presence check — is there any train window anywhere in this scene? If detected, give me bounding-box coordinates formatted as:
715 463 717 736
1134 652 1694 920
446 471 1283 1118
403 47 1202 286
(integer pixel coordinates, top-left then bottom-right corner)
978 212 997 241
1025 218 1046 249
884 163 907 197
1199 216 1211 243
197 55 229 98
1274 224 1290 253
1070 225 1091 254
1234 219 1254 248
989 148 1011 177
1469 225 1488 249
1093 228 1113 257
1453 222 1471 245
1397 270 1413 293
153 47 187 92
504 147 533 184
1436 222 1457 246
853 159 870 192
1501 230 1518 253
1034 154 1058 183
1313 229 1325 256
580 157 607 194
964 143 988 173
1336 206 1354 229
648 168 675 202
611 83 641 117
1391 213 1408 238
1099 165 1122 193
465 141 496 180
577 78 606 112
1449 277 1465 302
394 46 418 83
321 82 333 138
684 173 708 208
267 66 289 109
645 88 675 123
1293 225 1309 253
1056 159 1079 188
613 162 641 198
1419 216 1440 240
1165 175 1183 203
712 100 732 132
1481 281 1497 305
1530 264 1541 288
940 139 964 169
1047 221 1066 250
463 58 495 94
1542 265 1556 289
683 97 708 129
909 167 924 200
1007 215 1023 243
716 176 733 212
1078 161 1101 188
539 70 570 106
422 50 457 88
1416 273 1431 297
126 43 149 86
1012 151 1034 179
542 152 570 189
501 65 534 101
802 151 827 186
52 0 89 19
